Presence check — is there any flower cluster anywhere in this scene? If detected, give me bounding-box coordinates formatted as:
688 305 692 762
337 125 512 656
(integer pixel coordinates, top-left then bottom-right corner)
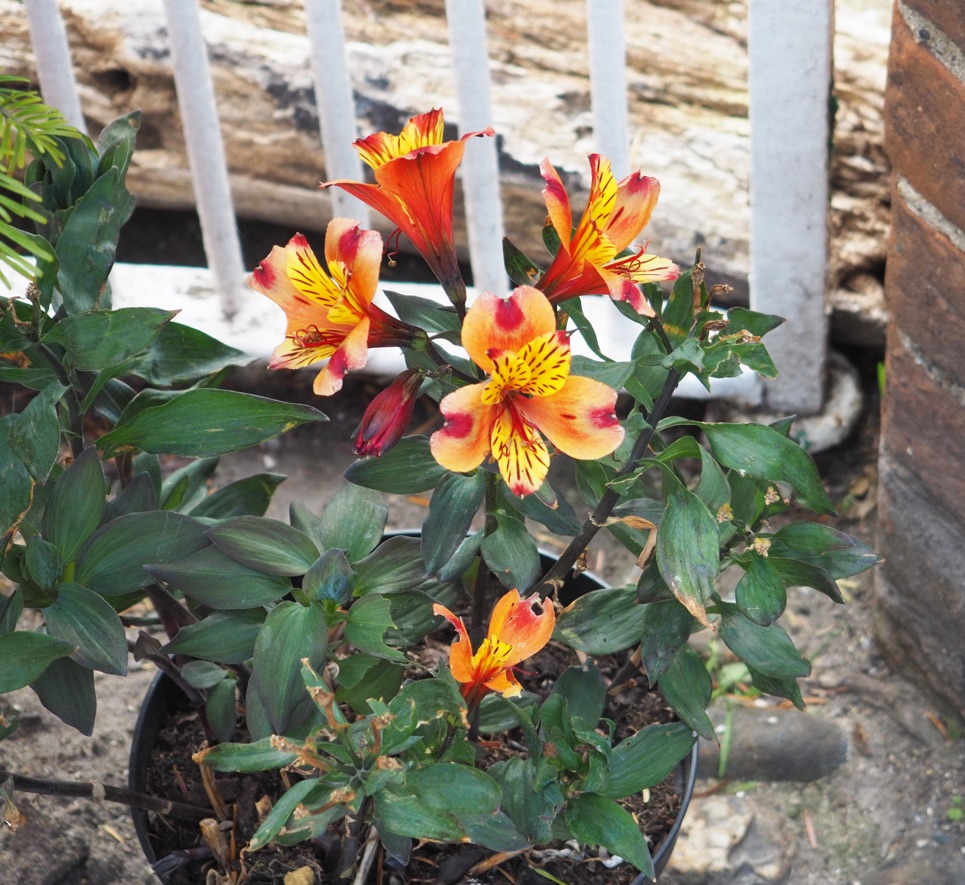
1 101 877 885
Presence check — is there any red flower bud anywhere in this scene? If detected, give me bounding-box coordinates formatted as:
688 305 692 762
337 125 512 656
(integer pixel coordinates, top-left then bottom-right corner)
354 369 423 457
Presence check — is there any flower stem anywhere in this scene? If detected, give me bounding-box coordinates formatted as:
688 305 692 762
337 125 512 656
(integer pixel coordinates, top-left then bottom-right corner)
0 769 211 822
535 362 682 597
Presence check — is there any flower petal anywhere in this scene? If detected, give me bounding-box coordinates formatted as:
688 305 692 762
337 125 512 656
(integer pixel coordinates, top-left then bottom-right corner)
519 375 624 460
490 408 551 496
353 108 446 169
432 602 475 683
488 590 556 668
430 383 494 473
312 316 371 396
462 287 557 374
540 157 573 247
516 331 571 397
606 169 660 252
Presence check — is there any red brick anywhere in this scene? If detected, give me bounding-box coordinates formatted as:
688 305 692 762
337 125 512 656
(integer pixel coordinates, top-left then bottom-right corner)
884 190 965 387
885 15 965 231
876 453 965 716
879 324 965 516
901 0 965 53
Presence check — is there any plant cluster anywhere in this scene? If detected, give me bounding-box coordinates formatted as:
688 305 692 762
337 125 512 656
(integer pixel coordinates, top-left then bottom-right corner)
0 102 877 882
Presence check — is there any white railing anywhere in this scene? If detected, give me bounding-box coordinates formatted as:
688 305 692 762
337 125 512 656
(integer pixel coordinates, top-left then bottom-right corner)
23 0 834 414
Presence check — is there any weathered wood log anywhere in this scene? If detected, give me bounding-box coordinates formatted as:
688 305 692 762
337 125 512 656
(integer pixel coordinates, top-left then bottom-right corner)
2 0 890 340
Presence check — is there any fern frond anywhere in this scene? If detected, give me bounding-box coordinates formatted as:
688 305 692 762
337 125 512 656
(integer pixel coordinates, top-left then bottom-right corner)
0 76 86 175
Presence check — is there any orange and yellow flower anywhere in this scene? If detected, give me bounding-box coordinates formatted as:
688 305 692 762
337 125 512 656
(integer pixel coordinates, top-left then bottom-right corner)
248 219 410 396
537 154 679 315
430 286 624 496
323 109 494 296
433 588 556 706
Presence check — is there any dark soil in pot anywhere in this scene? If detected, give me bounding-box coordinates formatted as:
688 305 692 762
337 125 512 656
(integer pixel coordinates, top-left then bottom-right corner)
131 655 696 885
131 554 698 885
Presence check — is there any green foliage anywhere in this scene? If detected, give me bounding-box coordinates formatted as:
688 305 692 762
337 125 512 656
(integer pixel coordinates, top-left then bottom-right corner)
0 95 878 879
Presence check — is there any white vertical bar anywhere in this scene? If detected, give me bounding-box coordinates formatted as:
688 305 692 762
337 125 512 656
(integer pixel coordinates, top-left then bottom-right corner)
304 0 369 225
444 0 506 297
162 0 246 317
586 0 629 178
24 0 86 133
748 0 832 414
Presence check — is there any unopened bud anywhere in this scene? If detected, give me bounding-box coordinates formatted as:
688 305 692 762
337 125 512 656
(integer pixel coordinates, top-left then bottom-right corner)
355 369 423 457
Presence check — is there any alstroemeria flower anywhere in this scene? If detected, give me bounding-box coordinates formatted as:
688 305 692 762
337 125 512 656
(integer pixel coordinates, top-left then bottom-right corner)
433 588 556 705
430 286 624 496
323 109 494 295
536 154 679 315
249 219 410 396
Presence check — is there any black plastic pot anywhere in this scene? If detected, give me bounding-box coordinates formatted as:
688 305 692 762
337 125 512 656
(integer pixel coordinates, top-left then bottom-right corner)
130 542 699 883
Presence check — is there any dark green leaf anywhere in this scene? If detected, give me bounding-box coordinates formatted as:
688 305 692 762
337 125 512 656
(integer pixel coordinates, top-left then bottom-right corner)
603 721 695 799
130 321 246 385
249 779 327 851
334 654 405 714
640 599 695 683
655 489 719 625
181 660 229 690
7 382 65 481
657 646 715 740
700 422 835 515
555 587 646 655
551 661 606 727
747 664 805 711
303 549 354 604
482 514 540 591
383 291 461 335
97 389 327 458
661 268 697 346
30 656 96 735
352 536 427 596
100 471 157 523
318 483 388 561
770 557 843 604
735 552 786 625
502 237 543 288
55 167 135 313
718 602 811 679
95 110 139 180
0 585 23 635
769 522 878 579
570 355 634 390
196 736 298 773
159 456 219 512
44 582 128 675
725 307 784 337
345 436 447 494
42 308 176 370
41 447 108 561
207 516 319 576
24 536 65 592
694 445 730 514
565 793 653 877
146 545 291 609
344 594 406 662
0 416 34 536
512 477 581 536
250 601 328 734
164 609 266 664
189 473 286 519
0 631 75 692
75 510 208 596
206 676 238 742
422 472 485 575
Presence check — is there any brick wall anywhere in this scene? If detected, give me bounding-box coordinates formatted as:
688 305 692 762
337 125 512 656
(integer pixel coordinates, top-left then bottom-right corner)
876 0 965 716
